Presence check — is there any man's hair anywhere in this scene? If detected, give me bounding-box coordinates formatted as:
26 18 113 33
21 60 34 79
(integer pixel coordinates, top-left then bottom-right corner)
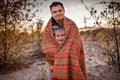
50 1 64 11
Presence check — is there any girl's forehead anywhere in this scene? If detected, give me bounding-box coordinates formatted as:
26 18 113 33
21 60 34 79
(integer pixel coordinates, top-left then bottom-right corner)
55 29 65 33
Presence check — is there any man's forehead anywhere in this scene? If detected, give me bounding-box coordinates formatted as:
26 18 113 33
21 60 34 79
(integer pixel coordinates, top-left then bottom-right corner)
51 5 63 10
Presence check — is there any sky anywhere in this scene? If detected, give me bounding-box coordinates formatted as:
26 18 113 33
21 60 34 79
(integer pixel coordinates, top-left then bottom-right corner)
33 0 114 28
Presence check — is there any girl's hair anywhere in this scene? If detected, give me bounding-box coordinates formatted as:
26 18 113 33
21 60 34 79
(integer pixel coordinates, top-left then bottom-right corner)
53 28 65 37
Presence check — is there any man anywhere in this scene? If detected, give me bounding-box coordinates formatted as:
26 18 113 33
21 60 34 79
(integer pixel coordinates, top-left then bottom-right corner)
42 1 87 80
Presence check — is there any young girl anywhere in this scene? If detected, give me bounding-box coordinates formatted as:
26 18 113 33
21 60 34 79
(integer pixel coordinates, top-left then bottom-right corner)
47 28 66 80
54 28 66 44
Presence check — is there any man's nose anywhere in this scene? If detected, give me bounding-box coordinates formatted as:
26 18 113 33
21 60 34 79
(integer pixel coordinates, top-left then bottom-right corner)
56 12 60 15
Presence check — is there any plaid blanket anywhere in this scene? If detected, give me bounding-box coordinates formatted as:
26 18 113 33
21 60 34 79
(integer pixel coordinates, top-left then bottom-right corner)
42 17 87 80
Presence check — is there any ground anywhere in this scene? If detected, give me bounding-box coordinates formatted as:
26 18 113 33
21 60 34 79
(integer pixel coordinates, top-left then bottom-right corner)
84 42 120 80
0 41 120 80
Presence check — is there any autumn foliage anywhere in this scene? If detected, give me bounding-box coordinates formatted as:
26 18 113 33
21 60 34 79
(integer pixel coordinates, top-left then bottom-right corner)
0 0 45 73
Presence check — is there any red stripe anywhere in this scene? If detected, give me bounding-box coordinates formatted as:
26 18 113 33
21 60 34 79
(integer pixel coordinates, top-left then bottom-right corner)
42 40 56 44
54 52 78 60
64 42 72 47
52 75 68 80
69 65 81 72
80 52 85 60
53 74 85 80
54 52 69 58
66 33 74 38
43 47 56 53
54 64 68 70
44 30 48 33
74 34 83 42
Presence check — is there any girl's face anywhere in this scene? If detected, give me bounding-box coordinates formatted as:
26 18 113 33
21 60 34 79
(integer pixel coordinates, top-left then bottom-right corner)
51 5 65 21
55 29 65 44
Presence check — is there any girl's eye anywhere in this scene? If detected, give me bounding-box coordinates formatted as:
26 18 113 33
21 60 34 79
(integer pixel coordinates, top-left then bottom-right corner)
56 35 60 37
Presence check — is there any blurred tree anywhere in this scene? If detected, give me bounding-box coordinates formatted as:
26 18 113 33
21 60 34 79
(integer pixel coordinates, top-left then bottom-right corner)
32 19 45 58
0 0 46 72
80 0 120 72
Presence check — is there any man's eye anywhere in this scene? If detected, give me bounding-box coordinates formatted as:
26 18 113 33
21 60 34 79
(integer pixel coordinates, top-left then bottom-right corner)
53 11 57 13
59 9 62 12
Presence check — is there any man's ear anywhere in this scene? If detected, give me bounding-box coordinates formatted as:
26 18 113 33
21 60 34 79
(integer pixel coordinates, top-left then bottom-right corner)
63 9 65 13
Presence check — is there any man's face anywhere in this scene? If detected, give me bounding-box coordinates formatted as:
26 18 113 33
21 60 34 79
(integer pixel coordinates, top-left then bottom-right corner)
55 29 65 44
51 5 65 21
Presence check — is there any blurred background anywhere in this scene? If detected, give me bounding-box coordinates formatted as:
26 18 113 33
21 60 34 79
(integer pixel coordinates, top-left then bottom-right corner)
0 0 120 80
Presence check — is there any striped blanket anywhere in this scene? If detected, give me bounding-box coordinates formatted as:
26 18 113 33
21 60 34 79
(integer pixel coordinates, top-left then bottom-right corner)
42 17 87 80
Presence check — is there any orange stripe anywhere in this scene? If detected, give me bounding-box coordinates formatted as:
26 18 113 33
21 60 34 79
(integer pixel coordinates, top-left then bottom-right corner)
42 40 56 43
43 47 56 53
54 64 81 72
54 52 78 60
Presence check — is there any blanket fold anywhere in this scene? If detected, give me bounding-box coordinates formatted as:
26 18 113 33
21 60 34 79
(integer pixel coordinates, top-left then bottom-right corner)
42 17 87 80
